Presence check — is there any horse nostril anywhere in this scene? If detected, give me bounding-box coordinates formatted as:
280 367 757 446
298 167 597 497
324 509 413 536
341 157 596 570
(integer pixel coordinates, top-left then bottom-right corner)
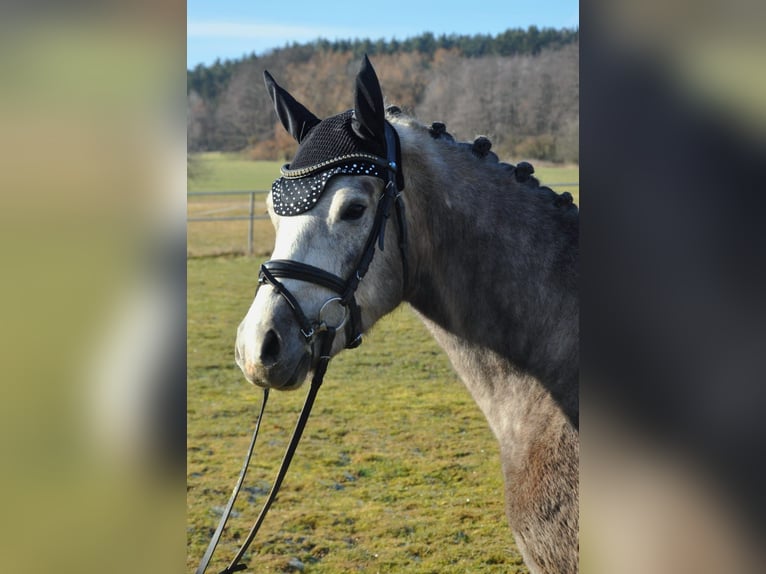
260 329 281 367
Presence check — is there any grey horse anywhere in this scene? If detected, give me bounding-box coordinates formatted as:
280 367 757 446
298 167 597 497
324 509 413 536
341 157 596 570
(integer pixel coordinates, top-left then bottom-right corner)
235 56 579 574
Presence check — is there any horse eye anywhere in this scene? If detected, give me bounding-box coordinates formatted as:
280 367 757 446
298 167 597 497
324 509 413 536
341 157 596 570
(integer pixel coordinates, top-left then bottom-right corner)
341 203 366 221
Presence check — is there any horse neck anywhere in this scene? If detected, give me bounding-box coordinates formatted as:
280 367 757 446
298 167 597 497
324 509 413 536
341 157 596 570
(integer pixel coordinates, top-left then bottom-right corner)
397 126 579 430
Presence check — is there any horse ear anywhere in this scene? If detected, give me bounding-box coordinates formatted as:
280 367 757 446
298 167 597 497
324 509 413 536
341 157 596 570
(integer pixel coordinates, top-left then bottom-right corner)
352 55 386 142
263 70 320 143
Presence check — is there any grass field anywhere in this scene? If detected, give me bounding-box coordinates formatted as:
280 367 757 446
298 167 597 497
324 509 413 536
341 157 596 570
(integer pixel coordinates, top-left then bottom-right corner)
188 152 284 191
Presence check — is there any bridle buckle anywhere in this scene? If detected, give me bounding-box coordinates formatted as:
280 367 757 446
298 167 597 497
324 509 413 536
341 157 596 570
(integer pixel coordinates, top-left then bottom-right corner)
300 326 316 341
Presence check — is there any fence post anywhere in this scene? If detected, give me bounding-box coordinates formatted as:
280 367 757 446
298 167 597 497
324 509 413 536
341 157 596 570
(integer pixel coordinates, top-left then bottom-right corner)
248 191 255 256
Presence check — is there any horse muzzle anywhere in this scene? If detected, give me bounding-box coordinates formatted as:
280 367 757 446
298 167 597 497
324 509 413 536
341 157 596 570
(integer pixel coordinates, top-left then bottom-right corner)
235 299 314 390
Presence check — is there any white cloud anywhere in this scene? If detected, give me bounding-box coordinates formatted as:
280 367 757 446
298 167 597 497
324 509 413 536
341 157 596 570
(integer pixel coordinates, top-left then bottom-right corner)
187 20 355 40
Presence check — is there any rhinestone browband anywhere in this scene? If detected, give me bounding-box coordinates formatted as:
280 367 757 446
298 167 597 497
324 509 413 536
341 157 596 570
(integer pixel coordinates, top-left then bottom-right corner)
272 159 391 216
280 153 393 179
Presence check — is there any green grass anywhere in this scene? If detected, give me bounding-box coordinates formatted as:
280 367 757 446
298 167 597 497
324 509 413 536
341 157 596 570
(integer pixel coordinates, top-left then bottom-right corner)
188 152 283 191
187 257 528 573
533 164 580 201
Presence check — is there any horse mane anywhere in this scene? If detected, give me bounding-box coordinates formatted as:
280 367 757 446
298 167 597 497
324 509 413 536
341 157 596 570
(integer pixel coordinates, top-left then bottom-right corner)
385 107 577 217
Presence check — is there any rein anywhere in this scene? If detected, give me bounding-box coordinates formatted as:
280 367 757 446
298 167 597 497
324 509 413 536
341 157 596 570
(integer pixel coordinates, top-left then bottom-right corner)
195 122 406 574
195 329 335 574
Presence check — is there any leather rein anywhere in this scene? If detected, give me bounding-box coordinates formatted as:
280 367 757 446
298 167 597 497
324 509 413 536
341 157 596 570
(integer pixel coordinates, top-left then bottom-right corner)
195 122 407 574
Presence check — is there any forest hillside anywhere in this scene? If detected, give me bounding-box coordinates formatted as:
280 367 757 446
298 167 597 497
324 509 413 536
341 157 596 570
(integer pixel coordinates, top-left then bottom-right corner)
187 28 579 163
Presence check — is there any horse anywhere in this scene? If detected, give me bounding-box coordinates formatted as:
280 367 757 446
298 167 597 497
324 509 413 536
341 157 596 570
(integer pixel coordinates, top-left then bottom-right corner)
235 55 579 574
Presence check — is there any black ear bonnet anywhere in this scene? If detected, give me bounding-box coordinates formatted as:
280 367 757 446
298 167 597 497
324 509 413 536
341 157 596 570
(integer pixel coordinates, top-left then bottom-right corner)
265 58 403 217
290 110 385 170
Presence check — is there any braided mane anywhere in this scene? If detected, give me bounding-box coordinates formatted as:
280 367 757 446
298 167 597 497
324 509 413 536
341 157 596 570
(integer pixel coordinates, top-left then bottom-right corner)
385 106 576 211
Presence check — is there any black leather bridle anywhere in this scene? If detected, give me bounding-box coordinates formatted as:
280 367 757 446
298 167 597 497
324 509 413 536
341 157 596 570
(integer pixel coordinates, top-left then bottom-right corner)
259 121 408 351
195 122 407 574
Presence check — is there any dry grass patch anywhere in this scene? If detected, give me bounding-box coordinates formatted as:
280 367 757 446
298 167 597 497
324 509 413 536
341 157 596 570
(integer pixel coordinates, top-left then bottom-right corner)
187 256 529 573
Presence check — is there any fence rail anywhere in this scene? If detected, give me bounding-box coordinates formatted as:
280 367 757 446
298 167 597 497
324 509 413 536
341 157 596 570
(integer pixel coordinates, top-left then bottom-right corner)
188 183 579 256
188 190 269 255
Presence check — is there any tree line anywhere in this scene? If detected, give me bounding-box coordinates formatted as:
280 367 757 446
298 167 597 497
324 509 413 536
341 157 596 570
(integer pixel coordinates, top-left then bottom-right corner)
187 27 579 163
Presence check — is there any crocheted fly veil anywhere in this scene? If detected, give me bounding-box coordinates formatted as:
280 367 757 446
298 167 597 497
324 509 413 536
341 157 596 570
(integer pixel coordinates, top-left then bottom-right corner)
264 55 403 216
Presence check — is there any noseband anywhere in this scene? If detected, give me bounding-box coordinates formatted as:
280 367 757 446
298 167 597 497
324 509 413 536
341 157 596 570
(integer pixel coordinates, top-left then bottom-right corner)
195 122 407 574
258 121 408 353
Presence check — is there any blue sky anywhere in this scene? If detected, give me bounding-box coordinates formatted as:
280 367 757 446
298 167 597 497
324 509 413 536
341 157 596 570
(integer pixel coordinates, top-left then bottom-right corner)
187 0 579 69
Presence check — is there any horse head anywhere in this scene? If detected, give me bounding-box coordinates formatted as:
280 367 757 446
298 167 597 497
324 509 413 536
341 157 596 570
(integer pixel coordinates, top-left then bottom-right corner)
235 56 407 390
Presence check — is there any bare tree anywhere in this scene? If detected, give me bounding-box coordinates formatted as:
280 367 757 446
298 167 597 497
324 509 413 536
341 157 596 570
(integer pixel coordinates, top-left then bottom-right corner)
193 41 579 162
